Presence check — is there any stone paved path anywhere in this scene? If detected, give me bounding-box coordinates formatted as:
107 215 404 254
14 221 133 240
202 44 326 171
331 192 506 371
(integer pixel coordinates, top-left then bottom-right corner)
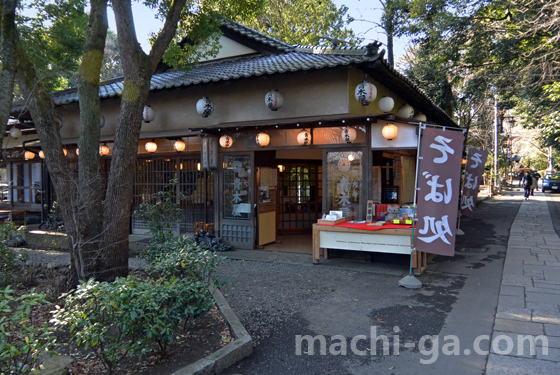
486 192 560 374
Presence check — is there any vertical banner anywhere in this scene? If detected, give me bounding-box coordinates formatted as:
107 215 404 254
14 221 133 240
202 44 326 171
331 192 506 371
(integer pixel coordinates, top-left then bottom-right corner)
208 136 218 169
460 148 489 217
414 127 465 257
201 137 209 170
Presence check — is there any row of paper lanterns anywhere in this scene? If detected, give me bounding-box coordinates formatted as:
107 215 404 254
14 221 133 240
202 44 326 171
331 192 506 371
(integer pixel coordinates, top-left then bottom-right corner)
218 126 356 149
354 79 427 121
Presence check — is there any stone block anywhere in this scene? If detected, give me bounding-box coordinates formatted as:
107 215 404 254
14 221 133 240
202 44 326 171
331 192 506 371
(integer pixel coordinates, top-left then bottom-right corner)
494 319 544 335
490 332 540 359
501 285 525 297
496 306 532 322
498 295 526 308
536 347 560 362
545 324 560 336
486 353 560 375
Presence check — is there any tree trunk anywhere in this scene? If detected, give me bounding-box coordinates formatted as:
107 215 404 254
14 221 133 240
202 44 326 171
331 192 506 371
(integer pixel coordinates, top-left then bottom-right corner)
14 34 81 285
74 0 108 280
98 0 188 281
0 0 18 159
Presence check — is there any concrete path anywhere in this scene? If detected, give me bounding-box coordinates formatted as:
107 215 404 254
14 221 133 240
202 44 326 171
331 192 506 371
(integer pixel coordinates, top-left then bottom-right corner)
486 192 560 374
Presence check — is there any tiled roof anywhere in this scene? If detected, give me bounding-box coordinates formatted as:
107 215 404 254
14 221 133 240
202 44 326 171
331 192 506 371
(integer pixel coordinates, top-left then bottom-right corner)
221 20 294 52
12 50 378 112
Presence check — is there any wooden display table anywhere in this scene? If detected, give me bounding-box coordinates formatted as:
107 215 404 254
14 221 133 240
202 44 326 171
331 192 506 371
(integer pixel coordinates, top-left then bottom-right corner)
312 222 427 274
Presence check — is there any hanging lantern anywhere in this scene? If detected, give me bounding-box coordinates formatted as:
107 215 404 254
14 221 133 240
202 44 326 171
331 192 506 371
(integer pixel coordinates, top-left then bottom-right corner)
24 151 35 160
413 113 427 122
100 115 105 128
39 150 45 159
255 132 270 147
219 135 233 148
265 89 284 111
75 148 79 156
145 140 157 153
10 127 22 139
63 148 68 157
99 144 110 156
378 96 395 112
142 105 156 123
397 104 415 118
173 139 186 152
297 129 312 146
382 123 399 141
196 96 214 118
354 80 377 106
341 127 357 143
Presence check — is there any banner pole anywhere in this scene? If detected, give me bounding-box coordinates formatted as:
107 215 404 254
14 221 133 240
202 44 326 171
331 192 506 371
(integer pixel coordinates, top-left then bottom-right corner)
399 123 425 289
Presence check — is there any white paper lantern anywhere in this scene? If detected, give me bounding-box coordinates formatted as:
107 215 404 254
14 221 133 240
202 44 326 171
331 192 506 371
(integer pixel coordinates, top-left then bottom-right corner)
219 135 233 148
39 150 45 159
145 140 157 153
397 104 415 118
378 96 395 112
142 105 156 123
354 80 377 106
100 115 105 128
24 151 35 160
297 129 312 146
173 140 186 152
255 132 270 147
10 127 22 139
99 145 110 156
196 96 214 118
413 113 427 122
265 89 284 111
382 123 399 141
341 127 357 143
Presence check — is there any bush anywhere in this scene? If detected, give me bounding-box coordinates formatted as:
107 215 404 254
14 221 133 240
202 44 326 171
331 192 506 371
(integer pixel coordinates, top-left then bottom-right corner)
0 287 57 375
51 276 213 374
0 224 28 288
134 179 185 261
146 235 222 282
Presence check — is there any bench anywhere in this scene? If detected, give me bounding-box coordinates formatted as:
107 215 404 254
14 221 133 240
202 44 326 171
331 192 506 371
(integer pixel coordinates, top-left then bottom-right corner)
0 210 27 226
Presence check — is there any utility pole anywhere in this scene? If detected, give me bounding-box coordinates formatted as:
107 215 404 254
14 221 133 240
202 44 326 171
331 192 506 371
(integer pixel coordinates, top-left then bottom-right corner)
549 146 554 173
494 97 500 189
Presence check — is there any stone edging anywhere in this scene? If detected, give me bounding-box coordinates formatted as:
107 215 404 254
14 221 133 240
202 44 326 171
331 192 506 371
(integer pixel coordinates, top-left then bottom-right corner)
171 282 253 375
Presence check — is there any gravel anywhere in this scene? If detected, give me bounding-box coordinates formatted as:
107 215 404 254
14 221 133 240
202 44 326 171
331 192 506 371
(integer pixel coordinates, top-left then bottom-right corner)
214 259 356 343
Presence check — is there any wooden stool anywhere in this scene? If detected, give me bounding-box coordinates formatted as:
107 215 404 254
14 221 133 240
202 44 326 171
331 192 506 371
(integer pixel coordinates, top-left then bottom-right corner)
203 223 214 235
194 222 204 236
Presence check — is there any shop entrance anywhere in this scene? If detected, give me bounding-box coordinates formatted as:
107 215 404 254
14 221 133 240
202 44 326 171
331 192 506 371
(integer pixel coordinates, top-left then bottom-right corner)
252 149 323 252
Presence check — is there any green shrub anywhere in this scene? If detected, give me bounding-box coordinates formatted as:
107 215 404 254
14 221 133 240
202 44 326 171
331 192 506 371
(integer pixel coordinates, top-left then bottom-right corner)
0 287 57 375
146 235 222 282
0 223 28 288
51 276 213 374
134 179 185 261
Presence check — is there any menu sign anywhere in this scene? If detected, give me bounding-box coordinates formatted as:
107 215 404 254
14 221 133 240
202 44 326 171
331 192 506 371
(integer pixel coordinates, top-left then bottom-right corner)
460 148 489 218
414 127 465 257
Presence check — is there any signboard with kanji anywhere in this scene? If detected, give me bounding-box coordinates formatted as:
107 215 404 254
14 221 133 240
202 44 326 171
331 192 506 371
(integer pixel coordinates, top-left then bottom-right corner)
460 148 489 217
414 127 465 257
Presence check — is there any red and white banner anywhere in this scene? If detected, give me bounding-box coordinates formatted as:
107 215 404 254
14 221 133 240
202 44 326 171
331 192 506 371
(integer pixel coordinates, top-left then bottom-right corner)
460 148 489 218
414 127 465 257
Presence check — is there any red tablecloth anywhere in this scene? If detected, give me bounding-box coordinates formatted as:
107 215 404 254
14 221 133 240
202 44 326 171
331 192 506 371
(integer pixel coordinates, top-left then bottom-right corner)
317 221 413 230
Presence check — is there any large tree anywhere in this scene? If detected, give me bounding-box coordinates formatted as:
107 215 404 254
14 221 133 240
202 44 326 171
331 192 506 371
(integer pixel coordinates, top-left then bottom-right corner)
6 0 263 283
239 0 359 46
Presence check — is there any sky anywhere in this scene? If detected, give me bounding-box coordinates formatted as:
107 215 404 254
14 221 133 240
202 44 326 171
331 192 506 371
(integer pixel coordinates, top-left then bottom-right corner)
106 0 407 62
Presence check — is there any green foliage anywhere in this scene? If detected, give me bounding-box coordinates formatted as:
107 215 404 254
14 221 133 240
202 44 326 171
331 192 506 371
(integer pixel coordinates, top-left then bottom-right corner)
146 235 222 283
0 223 27 288
51 276 213 373
0 287 57 375
134 179 185 261
17 0 88 91
239 0 359 45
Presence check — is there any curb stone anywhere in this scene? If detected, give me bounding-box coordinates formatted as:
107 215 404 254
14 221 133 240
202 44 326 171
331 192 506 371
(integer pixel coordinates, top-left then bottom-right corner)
171 282 253 375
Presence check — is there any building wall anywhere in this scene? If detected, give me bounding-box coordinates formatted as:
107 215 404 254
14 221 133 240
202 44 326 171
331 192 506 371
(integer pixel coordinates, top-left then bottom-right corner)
56 67 352 142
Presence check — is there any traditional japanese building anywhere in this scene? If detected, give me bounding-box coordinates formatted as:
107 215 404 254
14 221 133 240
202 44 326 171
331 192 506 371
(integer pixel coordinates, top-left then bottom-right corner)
4 21 460 252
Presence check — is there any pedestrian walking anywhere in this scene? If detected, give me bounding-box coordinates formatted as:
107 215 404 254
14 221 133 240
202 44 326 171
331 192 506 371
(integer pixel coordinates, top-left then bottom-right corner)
531 171 541 194
522 171 533 200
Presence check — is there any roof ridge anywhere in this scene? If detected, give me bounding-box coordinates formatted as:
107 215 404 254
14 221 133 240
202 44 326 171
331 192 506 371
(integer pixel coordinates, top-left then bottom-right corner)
220 19 295 52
